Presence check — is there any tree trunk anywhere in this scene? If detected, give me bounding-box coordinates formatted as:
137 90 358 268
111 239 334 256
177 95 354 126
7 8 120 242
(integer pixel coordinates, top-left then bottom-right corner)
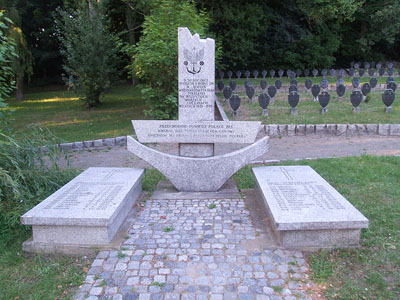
126 6 137 86
16 74 24 101
94 91 101 106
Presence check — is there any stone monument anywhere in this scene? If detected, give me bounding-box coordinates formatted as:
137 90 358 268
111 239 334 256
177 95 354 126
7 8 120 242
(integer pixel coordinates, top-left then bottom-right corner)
128 28 269 192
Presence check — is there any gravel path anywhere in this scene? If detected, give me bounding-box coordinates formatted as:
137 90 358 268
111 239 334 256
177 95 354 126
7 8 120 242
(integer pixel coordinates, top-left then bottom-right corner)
61 135 400 169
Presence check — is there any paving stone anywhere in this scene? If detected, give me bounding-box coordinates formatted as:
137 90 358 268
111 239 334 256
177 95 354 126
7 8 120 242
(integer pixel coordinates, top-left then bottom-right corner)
74 198 311 299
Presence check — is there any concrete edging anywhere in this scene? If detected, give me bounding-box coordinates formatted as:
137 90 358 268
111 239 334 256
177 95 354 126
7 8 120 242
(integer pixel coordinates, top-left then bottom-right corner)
54 123 400 151
264 123 400 137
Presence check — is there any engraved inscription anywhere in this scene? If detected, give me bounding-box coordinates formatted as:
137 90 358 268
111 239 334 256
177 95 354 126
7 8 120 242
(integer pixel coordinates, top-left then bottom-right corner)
43 182 124 211
132 120 260 144
269 182 345 211
178 78 214 110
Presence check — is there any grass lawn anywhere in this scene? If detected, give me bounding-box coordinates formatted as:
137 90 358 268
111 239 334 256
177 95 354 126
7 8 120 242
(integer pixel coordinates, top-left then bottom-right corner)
5 84 148 142
0 231 92 300
233 155 400 300
219 90 400 124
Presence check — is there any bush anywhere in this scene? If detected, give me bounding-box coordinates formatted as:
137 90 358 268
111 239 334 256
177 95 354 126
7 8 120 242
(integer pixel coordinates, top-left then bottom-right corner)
0 126 78 240
55 1 121 107
131 0 209 119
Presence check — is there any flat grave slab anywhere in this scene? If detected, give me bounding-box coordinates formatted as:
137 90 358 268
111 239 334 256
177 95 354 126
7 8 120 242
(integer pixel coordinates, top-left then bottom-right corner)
252 166 368 249
21 167 144 253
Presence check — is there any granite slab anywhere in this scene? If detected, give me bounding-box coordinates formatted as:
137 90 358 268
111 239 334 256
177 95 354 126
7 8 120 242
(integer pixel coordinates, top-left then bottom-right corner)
252 166 368 249
21 167 144 251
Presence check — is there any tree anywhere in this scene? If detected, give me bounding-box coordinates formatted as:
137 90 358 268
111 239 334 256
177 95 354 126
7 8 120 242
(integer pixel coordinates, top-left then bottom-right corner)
0 5 33 101
131 0 210 119
0 11 16 118
56 1 120 107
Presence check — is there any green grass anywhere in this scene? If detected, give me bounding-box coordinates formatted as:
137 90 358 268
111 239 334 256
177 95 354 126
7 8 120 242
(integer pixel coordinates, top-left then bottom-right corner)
151 281 166 287
234 156 400 299
5 84 148 142
163 227 174 232
219 90 400 124
0 231 91 300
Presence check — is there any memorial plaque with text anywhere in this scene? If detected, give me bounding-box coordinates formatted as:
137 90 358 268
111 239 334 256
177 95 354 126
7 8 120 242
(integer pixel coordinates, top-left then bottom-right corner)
21 168 144 226
132 120 261 144
253 166 368 230
178 27 215 121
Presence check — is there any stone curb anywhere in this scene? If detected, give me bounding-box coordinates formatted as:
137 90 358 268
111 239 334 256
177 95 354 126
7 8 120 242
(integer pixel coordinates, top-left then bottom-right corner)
265 123 400 137
250 153 400 165
52 136 127 151
53 123 400 151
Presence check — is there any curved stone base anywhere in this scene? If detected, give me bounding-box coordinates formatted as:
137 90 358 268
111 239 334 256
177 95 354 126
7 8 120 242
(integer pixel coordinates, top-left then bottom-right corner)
127 136 270 192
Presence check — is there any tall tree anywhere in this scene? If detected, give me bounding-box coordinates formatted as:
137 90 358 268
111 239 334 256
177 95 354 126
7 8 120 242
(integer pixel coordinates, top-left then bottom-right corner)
56 0 121 107
0 6 33 101
0 11 16 117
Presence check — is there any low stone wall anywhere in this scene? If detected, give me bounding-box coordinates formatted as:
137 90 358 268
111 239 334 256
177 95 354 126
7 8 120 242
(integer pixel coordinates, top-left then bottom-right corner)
54 123 400 151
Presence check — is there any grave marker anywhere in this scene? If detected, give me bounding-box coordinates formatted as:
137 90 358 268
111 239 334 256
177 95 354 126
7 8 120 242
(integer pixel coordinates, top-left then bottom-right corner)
252 166 368 248
382 89 395 113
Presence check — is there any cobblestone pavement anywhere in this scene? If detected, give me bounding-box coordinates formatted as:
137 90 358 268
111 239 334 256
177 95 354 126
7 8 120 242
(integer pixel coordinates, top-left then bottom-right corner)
75 198 314 300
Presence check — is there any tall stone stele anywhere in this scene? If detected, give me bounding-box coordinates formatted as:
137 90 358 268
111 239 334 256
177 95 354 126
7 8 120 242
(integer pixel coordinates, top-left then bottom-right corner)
127 28 269 192
178 27 216 157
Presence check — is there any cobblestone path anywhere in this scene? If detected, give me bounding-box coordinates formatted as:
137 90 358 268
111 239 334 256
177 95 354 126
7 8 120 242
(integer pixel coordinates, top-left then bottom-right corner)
75 198 313 300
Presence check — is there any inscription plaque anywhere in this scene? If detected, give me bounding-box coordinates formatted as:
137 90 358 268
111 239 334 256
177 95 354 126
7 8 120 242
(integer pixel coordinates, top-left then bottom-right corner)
132 120 261 144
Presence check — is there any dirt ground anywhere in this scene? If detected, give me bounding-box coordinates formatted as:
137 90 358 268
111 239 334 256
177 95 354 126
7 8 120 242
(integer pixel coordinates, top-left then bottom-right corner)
60 135 400 169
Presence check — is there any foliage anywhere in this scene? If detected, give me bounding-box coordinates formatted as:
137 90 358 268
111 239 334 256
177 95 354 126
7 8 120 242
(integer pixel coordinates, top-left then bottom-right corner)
200 0 342 70
131 0 210 119
0 125 77 239
337 0 400 63
297 0 363 22
55 1 121 107
0 11 15 117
